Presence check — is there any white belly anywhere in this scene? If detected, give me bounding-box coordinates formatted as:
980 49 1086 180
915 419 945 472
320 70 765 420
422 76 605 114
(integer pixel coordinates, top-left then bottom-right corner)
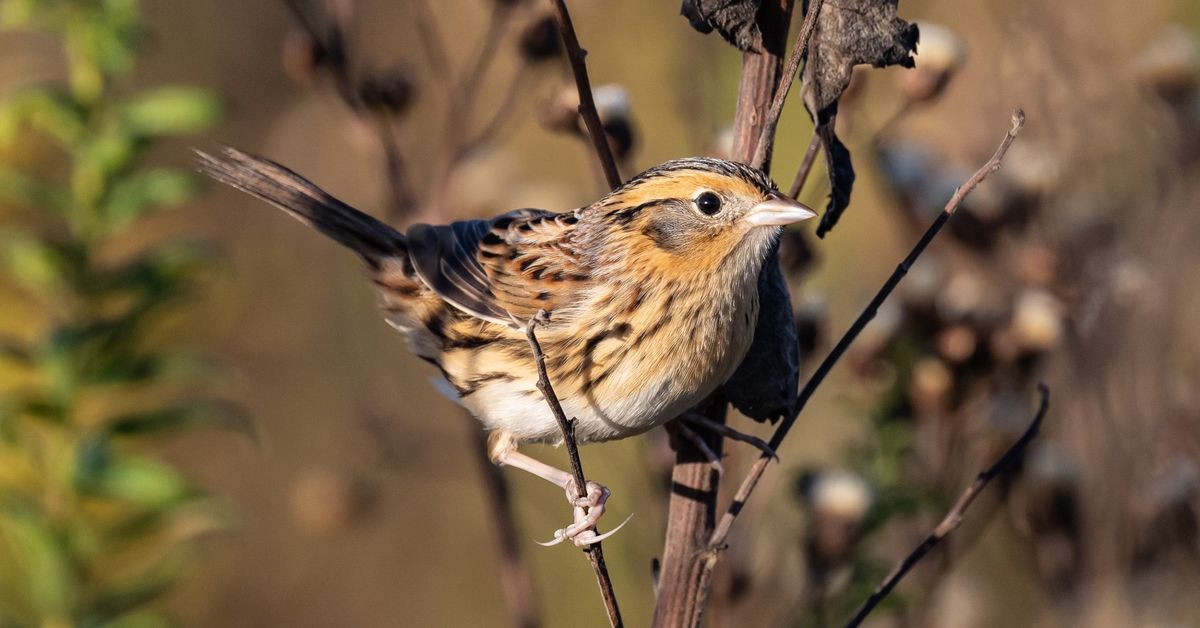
460 371 703 445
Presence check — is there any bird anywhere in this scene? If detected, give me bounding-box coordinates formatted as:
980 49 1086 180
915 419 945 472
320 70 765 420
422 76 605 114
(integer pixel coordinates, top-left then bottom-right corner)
198 148 816 545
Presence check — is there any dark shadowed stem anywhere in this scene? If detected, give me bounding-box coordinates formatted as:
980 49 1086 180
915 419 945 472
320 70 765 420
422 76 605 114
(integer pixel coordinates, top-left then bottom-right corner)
373 116 416 222
788 132 822 198
751 0 825 170
526 315 623 628
708 110 1027 553
468 426 543 628
844 383 1051 628
547 0 622 189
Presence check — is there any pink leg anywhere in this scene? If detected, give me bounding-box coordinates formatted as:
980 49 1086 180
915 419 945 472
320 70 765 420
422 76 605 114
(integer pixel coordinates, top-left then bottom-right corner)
494 449 630 547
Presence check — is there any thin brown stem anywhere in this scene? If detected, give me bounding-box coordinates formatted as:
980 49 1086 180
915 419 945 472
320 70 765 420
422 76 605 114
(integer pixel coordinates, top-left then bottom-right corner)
547 0 622 190
373 115 416 221
751 0 825 169
708 110 1026 554
467 426 543 628
844 383 1051 627
525 314 623 628
788 132 822 199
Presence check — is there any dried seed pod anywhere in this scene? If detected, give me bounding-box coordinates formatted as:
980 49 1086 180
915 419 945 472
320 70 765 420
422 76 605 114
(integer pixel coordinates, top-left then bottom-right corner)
797 469 874 581
898 22 966 104
358 67 416 116
910 356 953 414
518 13 562 62
537 83 584 135
1133 26 1200 103
593 84 636 160
538 83 637 160
936 324 977 364
793 295 827 357
1010 289 1065 353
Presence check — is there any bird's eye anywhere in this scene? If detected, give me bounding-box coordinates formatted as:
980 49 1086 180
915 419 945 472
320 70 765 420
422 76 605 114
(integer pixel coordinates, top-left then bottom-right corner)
695 192 722 215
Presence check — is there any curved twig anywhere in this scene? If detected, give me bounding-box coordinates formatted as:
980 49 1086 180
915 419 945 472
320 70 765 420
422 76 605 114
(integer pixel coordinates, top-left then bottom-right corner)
547 0 622 189
526 314 624 628
844 383 1051 627
709 108 1027 551
751 0 825 169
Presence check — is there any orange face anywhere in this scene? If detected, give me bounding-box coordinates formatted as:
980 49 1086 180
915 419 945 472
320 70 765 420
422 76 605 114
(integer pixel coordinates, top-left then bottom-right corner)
579 161 814 282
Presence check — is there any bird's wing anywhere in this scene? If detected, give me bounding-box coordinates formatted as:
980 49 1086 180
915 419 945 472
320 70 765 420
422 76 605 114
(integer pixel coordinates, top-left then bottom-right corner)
406 210 589 327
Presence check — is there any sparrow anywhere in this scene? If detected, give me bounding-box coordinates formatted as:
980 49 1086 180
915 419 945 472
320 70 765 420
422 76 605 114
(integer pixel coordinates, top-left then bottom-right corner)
198 148 816 545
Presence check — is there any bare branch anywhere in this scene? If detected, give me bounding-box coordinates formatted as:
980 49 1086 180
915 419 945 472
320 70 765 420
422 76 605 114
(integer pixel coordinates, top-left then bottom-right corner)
788 132 822 199
467 427 543 628
525 314 623 628
751 0 825 169
547 0 622 189
844 383 1051 628
709 108 1027 552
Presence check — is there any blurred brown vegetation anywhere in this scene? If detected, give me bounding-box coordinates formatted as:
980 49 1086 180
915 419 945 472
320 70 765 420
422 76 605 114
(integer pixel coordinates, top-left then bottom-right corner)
3 0 1200 626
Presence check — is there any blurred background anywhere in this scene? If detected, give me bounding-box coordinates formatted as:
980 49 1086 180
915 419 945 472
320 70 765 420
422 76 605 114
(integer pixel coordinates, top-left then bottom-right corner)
1 0 1199 626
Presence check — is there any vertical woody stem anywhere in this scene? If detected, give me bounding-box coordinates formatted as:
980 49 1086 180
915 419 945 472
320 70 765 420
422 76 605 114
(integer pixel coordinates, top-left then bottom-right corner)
651 2 795 626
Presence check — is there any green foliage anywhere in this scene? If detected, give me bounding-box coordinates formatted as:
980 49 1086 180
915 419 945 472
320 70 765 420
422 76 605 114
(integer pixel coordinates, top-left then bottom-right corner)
0 1 232 625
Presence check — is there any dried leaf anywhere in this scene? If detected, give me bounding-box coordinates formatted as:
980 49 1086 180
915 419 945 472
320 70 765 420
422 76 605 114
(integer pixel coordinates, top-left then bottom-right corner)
802 0 918 236
815 115 856 236
727 250 799 423
680 0 763 52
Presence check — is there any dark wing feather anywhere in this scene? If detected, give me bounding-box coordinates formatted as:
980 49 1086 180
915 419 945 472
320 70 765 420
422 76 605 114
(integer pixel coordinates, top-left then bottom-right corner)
406 219 515 326
407 209 589 327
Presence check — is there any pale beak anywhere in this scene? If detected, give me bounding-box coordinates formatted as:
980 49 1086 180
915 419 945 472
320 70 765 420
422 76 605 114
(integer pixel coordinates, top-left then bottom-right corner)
744 194 818 227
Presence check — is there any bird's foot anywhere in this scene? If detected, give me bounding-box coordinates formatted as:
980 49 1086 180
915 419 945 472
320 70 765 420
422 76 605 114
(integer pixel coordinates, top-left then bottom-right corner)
537 480 631 547
682 413 780 461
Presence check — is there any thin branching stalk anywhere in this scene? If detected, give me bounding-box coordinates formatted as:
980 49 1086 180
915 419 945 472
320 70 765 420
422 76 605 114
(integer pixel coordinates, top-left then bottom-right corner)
751 0 825 169
844 383 1051 627
547 0 622 189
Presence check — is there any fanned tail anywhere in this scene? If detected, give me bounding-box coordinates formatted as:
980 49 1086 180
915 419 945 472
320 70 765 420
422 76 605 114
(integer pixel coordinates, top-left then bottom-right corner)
196 146 408 267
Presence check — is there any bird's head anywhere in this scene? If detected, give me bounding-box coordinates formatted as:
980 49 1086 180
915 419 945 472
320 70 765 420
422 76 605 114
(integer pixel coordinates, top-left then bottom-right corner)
580 158 816 281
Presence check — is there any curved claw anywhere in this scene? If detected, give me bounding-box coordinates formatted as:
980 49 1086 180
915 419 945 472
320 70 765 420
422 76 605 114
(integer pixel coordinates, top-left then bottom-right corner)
536 512 634 548
572 513 634 547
